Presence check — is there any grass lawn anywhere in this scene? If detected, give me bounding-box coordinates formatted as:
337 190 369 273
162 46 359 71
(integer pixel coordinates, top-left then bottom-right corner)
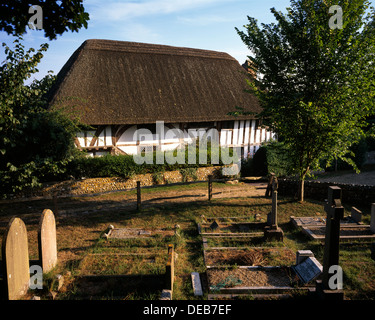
0 182 374 300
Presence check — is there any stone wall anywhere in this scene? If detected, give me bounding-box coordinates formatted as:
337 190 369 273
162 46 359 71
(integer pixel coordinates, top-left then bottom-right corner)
7 166 223 200
278 178 375 204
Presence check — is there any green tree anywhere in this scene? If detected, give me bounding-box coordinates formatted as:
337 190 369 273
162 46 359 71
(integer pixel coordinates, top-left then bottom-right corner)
0 38 80 196
236 0 375 201
0 0 89 40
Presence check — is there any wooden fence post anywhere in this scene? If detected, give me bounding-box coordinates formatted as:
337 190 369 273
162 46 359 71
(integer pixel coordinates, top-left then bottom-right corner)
52 190 59 216
208 175 213 201
137 181 141 211
165 244 174 291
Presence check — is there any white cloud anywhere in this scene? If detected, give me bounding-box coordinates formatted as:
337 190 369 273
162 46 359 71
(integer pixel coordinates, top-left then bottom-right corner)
177 14 236 26
88 0 236 21
114 23 162 43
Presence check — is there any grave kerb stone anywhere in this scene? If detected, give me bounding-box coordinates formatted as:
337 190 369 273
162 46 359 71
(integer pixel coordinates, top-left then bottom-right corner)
191 272 203 296
371 243 375 261
370 204 375 233
351 207 362 223
296 250 314 265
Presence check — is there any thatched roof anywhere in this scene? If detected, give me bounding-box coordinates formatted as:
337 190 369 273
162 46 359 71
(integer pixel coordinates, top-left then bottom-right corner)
48 39 261 125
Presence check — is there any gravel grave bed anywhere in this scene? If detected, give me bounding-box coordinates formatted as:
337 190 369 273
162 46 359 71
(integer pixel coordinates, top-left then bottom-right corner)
308 226 374 236
79 253 166 275
204 248 296 266
108 228 174 239
200 223 265 234
207 267 297 288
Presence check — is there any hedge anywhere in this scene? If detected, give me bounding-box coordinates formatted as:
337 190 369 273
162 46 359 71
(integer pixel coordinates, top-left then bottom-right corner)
67 145 234 179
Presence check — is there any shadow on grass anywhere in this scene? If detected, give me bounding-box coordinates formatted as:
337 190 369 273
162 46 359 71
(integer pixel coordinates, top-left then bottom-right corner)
67 274 164 300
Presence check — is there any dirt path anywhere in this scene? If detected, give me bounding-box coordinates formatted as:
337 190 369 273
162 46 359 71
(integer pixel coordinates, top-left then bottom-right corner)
0 182 267 217
313 170 375 186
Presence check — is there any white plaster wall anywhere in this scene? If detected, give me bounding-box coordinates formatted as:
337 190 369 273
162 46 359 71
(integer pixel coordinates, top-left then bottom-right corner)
77 121 274 157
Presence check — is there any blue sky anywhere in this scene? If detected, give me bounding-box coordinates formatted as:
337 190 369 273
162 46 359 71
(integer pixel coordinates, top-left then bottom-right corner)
0 0 343 82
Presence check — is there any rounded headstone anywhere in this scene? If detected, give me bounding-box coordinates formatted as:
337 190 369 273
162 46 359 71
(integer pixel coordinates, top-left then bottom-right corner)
38 209 57 273
2 217 30 300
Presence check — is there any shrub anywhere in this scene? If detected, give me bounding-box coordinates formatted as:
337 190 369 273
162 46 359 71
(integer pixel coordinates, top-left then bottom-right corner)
242 140 293 178
252 147 268 176
180 167 198 182
324 138 369 172
265 141 294 177
68 154 144 179
240 157 253 177
152 171 165 184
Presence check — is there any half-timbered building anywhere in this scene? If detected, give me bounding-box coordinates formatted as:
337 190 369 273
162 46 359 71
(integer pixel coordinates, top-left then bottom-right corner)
48 39 274 158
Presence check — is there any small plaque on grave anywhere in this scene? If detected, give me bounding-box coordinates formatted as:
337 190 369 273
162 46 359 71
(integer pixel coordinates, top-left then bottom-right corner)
191 272 203 296
294 257 323 284
209 221 220 230
139 230 152 235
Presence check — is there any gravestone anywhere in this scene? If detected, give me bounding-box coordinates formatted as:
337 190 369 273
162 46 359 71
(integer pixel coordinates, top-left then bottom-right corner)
267 190 278 227
371 204 375 233
264 190 284 241
160 289 172 300
265 173 277 197
350 207 362 223
316 186 344 299
38 209 58 273
294 256 323 284
296 250 314 265
2 217 30 300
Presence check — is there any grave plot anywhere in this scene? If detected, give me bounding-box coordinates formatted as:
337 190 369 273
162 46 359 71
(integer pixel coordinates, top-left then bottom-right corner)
73 225 177 299
291 216 327 228
291 216 359 228
204 247 296 267
104 226 175 239
299 225 375 241
205 251 323 297
290 204 375 241
199 192 312 298
79 252 167 275
202 215 263 223
201 231 312 297
197 218 265 237
203 245 304 296
206 266 301 295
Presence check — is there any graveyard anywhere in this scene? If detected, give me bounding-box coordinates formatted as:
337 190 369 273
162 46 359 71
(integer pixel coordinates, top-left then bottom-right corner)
0 181 374 300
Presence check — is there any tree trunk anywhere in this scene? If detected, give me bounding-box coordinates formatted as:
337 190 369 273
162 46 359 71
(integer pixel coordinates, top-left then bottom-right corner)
298 178 305 202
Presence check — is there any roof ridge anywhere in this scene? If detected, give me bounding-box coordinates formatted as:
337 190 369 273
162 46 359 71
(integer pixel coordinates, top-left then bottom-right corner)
81 39 236 61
